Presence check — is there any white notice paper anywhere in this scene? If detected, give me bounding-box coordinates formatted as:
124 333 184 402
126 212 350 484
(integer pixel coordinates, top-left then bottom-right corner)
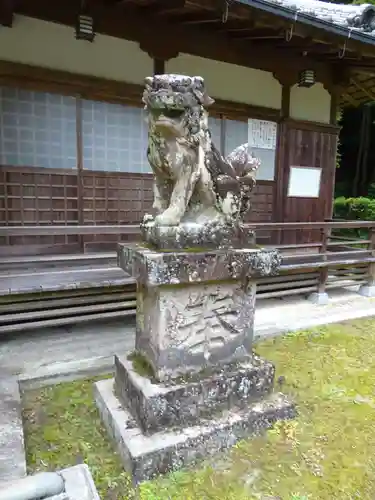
287 166 322 198
248 119 277 150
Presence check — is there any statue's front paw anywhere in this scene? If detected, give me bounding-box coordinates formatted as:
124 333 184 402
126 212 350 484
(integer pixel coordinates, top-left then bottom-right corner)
152 201 166 214
155 209 181 226
142 213 154 224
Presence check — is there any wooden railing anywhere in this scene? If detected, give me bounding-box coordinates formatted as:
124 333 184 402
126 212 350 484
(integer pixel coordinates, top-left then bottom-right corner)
1 221 375 300
2 220 375 236
250 221 375 299
0 225 141 237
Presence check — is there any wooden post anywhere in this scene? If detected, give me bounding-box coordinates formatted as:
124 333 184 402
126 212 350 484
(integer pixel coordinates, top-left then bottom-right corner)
318 226 328 295
76 96 84 253
368 227 375 285
308 224 329 304
272 73 294 246
359 226 375 296
153 59 165 75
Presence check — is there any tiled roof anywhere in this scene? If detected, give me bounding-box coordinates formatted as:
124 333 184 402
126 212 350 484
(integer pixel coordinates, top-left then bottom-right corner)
264 0 375 34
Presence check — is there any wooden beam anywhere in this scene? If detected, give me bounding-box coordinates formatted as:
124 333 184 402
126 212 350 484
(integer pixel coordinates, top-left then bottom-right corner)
0 0 14 27
17 0 332 83
0 60 281 120
281 84 290 118
329 89 338 125
104 0 186 12
146 0 186 15
351 78 375 101
239 34 283 41
341 91 358 107
153 58 165 75
0 60 144 104
231 28 285 40
279 37 340 55
337 58 375 72
166 12 220 25
218 20 256 33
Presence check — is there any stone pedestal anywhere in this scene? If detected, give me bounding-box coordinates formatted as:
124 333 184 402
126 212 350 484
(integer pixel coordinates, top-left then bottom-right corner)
95 244 295 483
118 244 280 380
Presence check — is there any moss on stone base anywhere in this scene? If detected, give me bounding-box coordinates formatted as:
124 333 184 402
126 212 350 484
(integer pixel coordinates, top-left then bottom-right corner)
127 351 255 386
127 351 155 379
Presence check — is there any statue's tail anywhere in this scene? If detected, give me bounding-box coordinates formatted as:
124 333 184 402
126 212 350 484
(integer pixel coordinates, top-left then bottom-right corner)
226 143 260 181
226 143 260 218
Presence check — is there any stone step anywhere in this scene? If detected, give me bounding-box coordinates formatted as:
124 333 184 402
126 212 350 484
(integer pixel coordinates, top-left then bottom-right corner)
115 354 275 434
95 377 296 484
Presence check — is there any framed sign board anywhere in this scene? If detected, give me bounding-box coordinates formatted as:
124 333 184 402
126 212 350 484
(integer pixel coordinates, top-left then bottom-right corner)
248 119 277 150
287 166 322 198
248 118 277 181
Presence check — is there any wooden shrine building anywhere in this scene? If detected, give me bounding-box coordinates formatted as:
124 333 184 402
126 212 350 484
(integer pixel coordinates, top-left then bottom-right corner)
1 0 375 254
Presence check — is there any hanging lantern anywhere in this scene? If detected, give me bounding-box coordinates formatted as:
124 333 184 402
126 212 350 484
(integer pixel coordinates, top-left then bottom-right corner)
298 69 315 88
76 13 95 42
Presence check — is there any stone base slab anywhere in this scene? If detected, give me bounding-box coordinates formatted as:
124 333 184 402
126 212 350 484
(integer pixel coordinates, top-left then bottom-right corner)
358 284 375 297
115 354 275 434
308 292 329 305
95 378 296 484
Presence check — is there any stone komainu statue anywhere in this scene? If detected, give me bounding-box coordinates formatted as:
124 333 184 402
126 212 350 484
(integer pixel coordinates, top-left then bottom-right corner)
141 74 261 249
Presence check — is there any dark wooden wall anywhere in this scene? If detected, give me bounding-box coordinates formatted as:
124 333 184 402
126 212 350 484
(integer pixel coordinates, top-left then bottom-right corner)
276 120 339 244
0 166 153 253
0 164 274 254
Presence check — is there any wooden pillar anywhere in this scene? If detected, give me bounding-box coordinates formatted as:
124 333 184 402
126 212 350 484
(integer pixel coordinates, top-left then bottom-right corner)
76 96 84 253
326 65 351 216
326 84 341 220
273 74 293 244
329 89 339 126
153 59 165 75
281 83 291 120
358 226 375 296
139 40 178 75
0 0 14 27
368 227 375 286
318 226 329 296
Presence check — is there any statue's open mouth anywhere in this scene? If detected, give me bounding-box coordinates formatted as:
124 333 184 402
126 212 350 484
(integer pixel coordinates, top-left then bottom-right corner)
152 107 184 119
154 115 183 137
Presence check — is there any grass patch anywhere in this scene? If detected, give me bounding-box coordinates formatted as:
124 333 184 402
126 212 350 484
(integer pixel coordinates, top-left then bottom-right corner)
22 375 136 499
23 318 375 499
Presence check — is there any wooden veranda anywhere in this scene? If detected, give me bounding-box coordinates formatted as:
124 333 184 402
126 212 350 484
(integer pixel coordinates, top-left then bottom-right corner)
0 220 374 334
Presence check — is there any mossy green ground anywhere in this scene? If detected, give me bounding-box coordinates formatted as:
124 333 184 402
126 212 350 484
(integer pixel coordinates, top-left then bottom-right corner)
22 318 375 499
